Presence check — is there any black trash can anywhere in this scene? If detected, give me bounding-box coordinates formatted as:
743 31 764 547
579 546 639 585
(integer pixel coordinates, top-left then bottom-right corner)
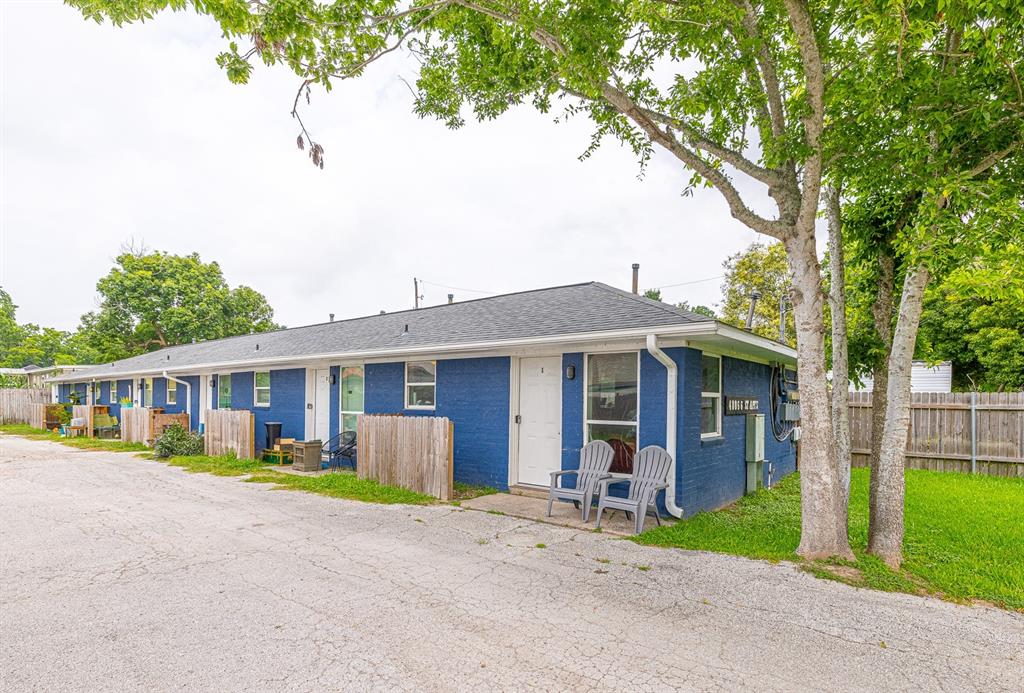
264 421 283 452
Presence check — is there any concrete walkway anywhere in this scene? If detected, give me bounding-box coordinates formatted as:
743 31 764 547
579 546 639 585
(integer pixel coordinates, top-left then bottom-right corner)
2 435 1022 692
462 491 664 536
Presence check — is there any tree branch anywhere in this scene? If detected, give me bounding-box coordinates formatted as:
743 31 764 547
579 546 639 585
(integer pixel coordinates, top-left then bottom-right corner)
638 106 783 186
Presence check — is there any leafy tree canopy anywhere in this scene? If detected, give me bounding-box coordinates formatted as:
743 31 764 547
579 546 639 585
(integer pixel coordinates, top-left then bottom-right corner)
916 242 1024 391
78 250 280 361
719 242 794 344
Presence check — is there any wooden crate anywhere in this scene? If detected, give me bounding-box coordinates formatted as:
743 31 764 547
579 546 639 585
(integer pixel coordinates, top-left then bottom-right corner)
293 440 322 472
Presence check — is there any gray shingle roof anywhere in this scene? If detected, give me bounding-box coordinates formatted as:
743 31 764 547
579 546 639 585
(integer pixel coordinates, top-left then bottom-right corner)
58 282 715 380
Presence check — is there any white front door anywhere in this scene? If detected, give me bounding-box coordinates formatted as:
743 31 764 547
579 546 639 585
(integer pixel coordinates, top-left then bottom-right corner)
516 356 563 486
313 368 331 442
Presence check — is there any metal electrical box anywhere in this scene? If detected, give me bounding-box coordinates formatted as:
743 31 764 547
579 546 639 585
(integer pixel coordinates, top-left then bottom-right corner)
745 414 765 494
782 402 801 422
745 414 765 462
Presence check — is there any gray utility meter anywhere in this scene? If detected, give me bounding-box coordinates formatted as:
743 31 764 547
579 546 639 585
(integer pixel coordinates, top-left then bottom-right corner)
745 414 765 494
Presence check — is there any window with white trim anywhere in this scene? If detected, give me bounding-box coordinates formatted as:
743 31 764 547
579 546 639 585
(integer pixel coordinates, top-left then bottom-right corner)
340 366 364 435
585 352 639 474
254 371 271 407
405 361 436 409
701 354 722 438
142 377 153 408
166 378 177 405
108 380 116 403
218 374 232 409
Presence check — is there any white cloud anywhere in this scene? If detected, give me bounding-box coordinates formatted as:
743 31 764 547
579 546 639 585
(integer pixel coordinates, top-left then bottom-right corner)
1 0 784 333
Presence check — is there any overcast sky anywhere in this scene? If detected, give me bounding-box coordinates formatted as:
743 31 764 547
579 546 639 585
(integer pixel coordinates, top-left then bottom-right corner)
2 0 782 333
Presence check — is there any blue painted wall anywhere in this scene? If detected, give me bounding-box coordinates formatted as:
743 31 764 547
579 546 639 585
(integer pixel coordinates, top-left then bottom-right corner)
240 369 306 454
329 365 341 442
559 353 584 487
675 350 797 515
365 357 511 490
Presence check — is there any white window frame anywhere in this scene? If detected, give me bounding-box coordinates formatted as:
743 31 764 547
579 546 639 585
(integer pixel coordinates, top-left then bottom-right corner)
166 378 177 405
143 377 154 408
701 353 723 439
339 365 364 434
583 351 640 469
218 373 232 409
253 371 271 408
404 360 436 410
108 380 116 404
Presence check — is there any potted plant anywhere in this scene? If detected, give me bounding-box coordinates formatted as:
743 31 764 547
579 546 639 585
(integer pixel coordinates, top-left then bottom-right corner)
120 397 133 408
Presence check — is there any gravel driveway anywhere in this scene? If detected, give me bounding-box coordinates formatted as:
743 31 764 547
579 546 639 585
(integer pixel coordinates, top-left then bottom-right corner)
1 435 1021 692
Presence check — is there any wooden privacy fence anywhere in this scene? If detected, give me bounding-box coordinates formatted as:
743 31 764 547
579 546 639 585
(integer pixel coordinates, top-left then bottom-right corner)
849 392 1024 477
0 388 51 425
121 407 153 444
204 409 255 458
357 414 454 500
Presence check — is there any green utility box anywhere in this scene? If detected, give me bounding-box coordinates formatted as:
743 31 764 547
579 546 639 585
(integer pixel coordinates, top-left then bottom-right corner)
745 414 765 495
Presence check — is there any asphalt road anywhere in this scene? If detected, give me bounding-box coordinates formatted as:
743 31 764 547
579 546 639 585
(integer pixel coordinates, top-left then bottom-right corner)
1 435 1021 692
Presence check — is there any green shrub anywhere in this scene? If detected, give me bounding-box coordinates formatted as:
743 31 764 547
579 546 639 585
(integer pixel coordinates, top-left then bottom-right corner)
154 423 204 458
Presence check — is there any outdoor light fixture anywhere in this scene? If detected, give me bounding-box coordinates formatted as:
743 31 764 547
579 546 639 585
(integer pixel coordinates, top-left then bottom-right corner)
565 365 576 380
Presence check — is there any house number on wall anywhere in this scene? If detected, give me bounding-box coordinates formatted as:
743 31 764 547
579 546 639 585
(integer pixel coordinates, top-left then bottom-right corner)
725 396 760 415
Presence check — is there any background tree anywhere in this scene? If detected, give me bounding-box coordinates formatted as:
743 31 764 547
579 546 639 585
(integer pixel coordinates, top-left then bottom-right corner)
719 242 795 344
643 289 716 318
0 288 98 367
71 0 859 558
77 250 280 362
916 241 1024 391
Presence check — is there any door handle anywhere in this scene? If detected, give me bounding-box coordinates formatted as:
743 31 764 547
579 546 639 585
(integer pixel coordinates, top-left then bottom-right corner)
514 414 522 424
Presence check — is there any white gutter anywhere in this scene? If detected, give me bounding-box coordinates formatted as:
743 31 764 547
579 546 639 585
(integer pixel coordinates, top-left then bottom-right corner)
162 371 192 422
645 334 684 519
51 321 797 384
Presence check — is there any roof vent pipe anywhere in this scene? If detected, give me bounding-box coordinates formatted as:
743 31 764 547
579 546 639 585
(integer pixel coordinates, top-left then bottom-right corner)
329 313 335 322
447 293 454 304
745 289 762 330
631 263 640 294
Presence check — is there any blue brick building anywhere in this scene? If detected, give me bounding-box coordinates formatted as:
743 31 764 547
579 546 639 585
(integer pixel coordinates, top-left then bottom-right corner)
50 282 797 516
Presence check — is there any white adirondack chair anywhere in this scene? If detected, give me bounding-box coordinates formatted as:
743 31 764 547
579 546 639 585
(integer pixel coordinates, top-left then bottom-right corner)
547 440 615 522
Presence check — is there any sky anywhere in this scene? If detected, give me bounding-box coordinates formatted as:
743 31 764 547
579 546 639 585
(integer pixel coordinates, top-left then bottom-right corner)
1 0 781 333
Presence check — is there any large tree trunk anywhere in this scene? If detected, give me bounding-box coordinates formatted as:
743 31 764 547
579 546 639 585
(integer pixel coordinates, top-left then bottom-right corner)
868 263 930 568
785 230 854 561
825 187 851 522
867 250 895 542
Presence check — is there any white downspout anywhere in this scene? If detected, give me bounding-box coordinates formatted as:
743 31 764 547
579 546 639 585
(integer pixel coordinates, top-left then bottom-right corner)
646 334 684 518
162 371 192 427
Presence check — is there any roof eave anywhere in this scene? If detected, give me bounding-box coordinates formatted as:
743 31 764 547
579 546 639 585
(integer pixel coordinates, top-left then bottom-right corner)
50 321 797 382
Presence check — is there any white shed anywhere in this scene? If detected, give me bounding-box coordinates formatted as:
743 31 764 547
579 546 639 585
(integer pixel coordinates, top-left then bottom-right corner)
851 361 953 393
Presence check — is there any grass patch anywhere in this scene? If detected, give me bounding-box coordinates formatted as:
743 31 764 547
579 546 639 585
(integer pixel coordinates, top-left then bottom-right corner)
452 481 499 501
245 468 434 505
636 468 1024 611
0 424 150 453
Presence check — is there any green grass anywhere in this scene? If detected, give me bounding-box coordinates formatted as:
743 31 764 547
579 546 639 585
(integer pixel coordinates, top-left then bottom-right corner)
0 424 151 453
2 426 433 506
453 481 499 501
245 468 434 505
636 468 1024 611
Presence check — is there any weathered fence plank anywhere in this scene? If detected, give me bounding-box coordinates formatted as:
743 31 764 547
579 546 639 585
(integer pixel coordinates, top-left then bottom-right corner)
0 388 51 425
357 414 453 500
849 391 1024 477
204 409 255 458
121 407 152 444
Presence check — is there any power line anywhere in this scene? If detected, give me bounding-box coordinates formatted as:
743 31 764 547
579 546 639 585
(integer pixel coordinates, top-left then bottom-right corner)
417 279 497 295
647 274 724 291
